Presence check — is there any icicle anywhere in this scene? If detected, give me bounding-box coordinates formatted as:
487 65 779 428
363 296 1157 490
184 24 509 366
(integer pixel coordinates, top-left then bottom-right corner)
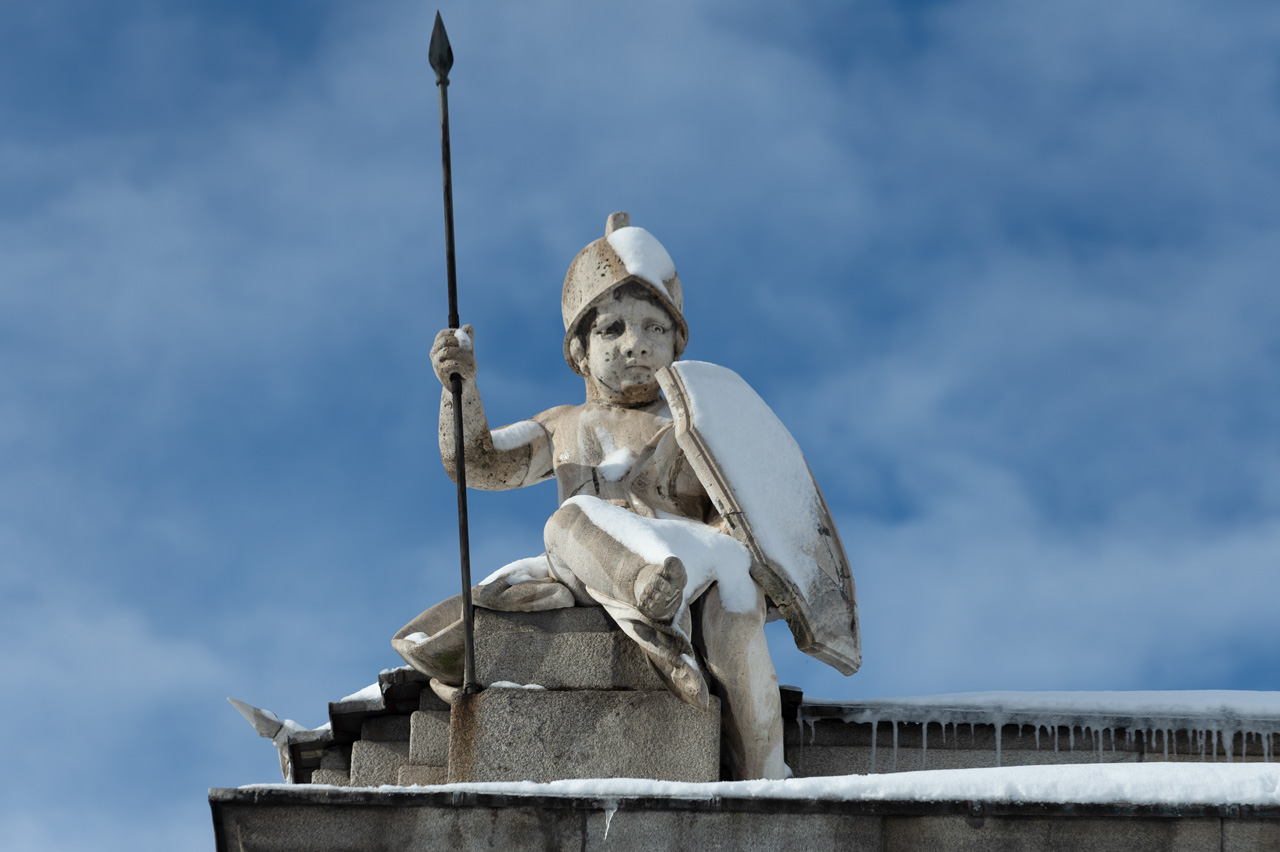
1053 725 1059 753
1226 729 1233 764
603 801 618 839
1111 728 1117 754
921 721 928 770
1165 729 1171 761
1034 725 1040 751
1069 726 1075 752
941 721 946 747
995 722 1003 767
892 720 899 772
870 720 878 773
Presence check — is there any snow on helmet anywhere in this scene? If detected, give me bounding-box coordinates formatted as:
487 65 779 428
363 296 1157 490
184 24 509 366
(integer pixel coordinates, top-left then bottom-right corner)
561 211 688 375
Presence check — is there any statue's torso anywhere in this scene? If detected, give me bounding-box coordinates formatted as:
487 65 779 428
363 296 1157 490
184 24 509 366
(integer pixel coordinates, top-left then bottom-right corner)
547 400 671 507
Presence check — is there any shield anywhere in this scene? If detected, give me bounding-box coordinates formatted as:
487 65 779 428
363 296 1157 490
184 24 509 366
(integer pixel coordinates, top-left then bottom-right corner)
658 361 861 674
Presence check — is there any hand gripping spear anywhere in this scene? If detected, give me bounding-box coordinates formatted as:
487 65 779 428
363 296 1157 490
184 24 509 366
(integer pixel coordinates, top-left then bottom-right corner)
429 12 479 695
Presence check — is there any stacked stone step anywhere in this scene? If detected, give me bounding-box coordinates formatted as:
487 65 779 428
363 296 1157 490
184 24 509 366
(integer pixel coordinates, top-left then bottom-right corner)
400 691 451 786
446 607 721 783
304 606 720 786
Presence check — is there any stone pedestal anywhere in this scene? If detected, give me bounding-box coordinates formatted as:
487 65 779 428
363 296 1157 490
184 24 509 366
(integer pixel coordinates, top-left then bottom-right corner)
450 606 720 783
448 686 720 783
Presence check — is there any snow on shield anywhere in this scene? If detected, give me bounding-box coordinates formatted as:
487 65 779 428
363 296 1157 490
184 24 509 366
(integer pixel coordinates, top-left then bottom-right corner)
658 360 861 674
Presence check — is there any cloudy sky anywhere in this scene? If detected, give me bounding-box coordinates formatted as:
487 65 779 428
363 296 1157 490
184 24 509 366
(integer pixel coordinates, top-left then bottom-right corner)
3 0 1279 848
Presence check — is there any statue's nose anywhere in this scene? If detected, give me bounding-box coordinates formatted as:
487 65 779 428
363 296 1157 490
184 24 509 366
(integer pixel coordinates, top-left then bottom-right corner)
623 331 648 358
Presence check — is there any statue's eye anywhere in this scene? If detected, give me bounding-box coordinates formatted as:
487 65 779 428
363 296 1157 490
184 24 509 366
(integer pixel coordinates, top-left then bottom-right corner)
597 320 624 338
648 323 666 335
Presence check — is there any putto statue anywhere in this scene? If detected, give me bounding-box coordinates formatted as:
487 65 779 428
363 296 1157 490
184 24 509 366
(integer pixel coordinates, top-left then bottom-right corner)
393 212 860 780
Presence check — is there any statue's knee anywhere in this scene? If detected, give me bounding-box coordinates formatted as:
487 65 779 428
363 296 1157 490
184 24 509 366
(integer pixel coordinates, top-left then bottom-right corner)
544 500 590 547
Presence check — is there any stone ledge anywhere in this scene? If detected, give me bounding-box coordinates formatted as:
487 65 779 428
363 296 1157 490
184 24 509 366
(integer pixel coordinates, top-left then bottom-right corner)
211 787 1280 852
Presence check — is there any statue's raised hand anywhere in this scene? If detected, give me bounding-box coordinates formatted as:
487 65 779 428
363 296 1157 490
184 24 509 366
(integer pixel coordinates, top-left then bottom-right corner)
431 324 477 386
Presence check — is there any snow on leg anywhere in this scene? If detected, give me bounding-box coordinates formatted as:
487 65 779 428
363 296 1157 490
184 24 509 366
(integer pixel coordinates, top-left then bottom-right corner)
700 582 785 780
544 497 711 709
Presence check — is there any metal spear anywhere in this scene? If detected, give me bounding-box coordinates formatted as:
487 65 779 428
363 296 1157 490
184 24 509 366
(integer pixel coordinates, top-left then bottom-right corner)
429 11 479 695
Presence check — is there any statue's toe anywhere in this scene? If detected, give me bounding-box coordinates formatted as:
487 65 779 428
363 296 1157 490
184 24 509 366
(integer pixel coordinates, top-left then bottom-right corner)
634 555 686 623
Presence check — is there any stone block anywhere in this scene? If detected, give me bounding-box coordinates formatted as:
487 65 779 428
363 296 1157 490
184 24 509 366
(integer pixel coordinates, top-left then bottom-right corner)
396 765 447 787
474 608 665 691
419 689 450 712
318 747 348 771
409 710 451 766
307 769 349 786
360 714 410 742
448 687 719 783
348 740 409 787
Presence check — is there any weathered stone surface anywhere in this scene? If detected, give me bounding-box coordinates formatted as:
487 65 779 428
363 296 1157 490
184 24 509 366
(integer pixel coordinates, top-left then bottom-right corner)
884 813 1219 852
318 748 349 771
448 687 720 783
348 740 409 787
307 769 349 787
408 710 450 766
581 809 882 851
419 688 450 713
211 787 1280 852
360 714 410 743
396 765 447 786
1222 818 1280 852
474 608 664 690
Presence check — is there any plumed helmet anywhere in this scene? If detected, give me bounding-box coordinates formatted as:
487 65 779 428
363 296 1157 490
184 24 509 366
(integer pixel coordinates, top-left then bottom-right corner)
561 211 688 375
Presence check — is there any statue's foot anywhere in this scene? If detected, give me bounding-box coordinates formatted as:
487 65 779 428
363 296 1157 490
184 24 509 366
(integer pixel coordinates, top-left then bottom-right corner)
634 555 686 623
652 652 712 711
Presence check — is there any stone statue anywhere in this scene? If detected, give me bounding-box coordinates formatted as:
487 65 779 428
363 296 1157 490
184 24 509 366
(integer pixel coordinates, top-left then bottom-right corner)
393 212 860 781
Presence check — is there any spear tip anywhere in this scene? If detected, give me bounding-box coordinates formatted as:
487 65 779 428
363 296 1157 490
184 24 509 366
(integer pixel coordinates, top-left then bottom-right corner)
429 11 454 81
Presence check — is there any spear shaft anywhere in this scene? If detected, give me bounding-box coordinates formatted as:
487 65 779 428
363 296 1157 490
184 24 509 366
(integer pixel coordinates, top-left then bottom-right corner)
429 11 478 695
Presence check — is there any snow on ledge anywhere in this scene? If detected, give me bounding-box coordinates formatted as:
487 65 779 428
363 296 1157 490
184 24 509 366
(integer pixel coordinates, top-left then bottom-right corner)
243 763 1280 807
804 691 1280 721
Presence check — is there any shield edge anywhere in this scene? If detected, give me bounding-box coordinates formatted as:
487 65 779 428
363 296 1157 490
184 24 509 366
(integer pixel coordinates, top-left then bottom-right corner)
658 363 861 675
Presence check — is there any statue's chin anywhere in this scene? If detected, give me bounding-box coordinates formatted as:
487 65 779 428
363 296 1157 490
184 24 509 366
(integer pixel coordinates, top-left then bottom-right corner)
590 382 660 407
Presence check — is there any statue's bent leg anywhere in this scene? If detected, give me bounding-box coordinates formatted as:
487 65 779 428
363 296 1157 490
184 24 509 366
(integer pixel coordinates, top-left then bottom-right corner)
544 497 710 709
700 583 786 780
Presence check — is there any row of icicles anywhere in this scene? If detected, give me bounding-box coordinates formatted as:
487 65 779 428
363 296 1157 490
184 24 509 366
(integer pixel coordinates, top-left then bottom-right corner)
797 714 1277 772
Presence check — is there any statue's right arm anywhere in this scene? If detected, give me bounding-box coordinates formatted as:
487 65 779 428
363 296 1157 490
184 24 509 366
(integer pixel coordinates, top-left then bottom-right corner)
433 326 556 490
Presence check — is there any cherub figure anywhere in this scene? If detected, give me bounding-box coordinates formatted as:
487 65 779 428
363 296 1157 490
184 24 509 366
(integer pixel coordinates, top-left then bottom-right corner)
394 212 858 780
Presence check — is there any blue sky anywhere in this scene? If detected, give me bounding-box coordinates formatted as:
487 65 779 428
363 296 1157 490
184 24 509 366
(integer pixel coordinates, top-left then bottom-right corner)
3 1 1279 848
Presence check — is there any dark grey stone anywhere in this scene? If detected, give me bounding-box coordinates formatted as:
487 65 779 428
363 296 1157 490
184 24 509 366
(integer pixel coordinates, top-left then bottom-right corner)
212 788 1280 852
884 813 1220 852
448 687 720 783
359 714 410 742
317 748 348 771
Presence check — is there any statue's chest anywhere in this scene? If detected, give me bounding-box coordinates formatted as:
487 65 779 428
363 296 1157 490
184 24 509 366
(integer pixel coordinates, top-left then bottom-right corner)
552 406 670 500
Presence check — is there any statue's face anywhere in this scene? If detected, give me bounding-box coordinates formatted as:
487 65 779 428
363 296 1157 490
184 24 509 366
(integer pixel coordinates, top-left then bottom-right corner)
580 295 677 405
